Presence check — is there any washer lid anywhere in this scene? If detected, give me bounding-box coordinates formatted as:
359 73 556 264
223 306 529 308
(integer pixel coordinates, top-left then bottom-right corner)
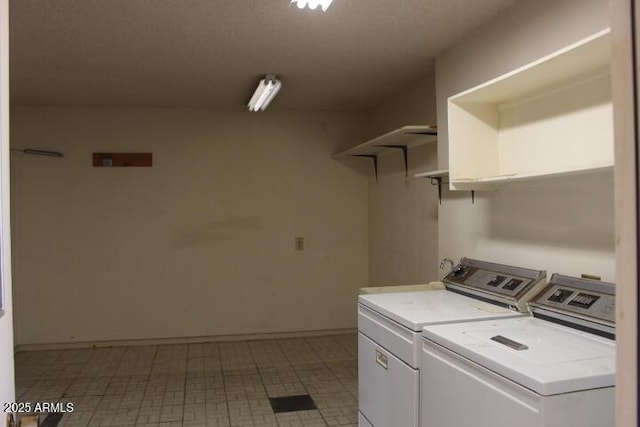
423 316 616 396
358 290 522 332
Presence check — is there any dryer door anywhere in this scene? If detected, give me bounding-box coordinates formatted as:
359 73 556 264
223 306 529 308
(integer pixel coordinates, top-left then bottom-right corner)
358 332 419 427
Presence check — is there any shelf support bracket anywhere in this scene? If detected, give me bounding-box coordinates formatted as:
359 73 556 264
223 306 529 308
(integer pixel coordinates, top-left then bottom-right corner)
471 190 475 204
351 154 378 180
374 145 409 177
430 177 443 204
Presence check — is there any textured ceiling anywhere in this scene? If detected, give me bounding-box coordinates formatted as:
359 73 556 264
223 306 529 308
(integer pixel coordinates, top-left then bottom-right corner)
9 0 516 110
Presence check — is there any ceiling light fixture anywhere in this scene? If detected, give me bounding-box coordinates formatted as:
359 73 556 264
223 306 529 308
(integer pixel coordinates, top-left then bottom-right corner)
247 75 282 112
290 0 334 12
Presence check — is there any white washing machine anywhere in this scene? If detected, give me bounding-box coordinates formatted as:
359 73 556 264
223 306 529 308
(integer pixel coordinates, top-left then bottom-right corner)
358 258 547 427
420 274 615 427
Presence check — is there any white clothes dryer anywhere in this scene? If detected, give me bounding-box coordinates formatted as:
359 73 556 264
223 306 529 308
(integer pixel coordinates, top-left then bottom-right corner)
420 274 615 427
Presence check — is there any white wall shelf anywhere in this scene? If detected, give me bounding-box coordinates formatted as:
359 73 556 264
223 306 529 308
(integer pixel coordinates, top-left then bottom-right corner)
334 125 437 178
414 169 477 204
414 169 449 180
448 29 613 190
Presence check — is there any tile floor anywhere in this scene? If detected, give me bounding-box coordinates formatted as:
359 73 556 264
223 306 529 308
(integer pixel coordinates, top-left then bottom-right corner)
14 334 358 427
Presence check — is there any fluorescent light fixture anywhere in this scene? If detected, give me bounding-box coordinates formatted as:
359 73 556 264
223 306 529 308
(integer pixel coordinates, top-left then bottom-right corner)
290 0 334 12
247 75 282 112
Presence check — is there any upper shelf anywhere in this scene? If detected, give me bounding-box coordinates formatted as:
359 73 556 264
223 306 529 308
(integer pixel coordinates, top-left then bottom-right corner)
334 125 437 158
448 29 613 191
451 30 611 105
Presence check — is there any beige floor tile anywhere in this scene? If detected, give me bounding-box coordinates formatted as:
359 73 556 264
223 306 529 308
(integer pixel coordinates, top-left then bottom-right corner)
13 334 358 427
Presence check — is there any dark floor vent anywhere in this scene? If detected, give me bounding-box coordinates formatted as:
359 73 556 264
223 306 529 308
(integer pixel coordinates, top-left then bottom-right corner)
269 394 317 413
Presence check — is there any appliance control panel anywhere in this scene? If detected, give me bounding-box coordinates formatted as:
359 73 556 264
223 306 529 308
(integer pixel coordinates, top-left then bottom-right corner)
532 274 615 324
444 258 544 298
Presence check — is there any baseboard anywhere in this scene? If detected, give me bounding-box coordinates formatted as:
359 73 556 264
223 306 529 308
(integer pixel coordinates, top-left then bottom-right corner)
14 327 357 352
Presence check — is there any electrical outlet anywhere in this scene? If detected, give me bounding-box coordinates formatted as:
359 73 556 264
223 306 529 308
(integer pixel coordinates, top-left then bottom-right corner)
295 237 304 251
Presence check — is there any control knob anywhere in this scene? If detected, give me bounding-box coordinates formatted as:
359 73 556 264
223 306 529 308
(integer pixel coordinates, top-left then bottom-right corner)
452 264 466 278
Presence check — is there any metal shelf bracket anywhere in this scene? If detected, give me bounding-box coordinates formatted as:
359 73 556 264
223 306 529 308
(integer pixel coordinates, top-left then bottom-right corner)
374 145 409 177
351 154 378 180
430 177 444 204
425 176 475 205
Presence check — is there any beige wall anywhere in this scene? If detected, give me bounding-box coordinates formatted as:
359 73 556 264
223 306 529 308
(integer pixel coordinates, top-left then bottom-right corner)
11 106 369 345
366 71 440 285
0 0 15 417
435 0 615 280
367 72 437 137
